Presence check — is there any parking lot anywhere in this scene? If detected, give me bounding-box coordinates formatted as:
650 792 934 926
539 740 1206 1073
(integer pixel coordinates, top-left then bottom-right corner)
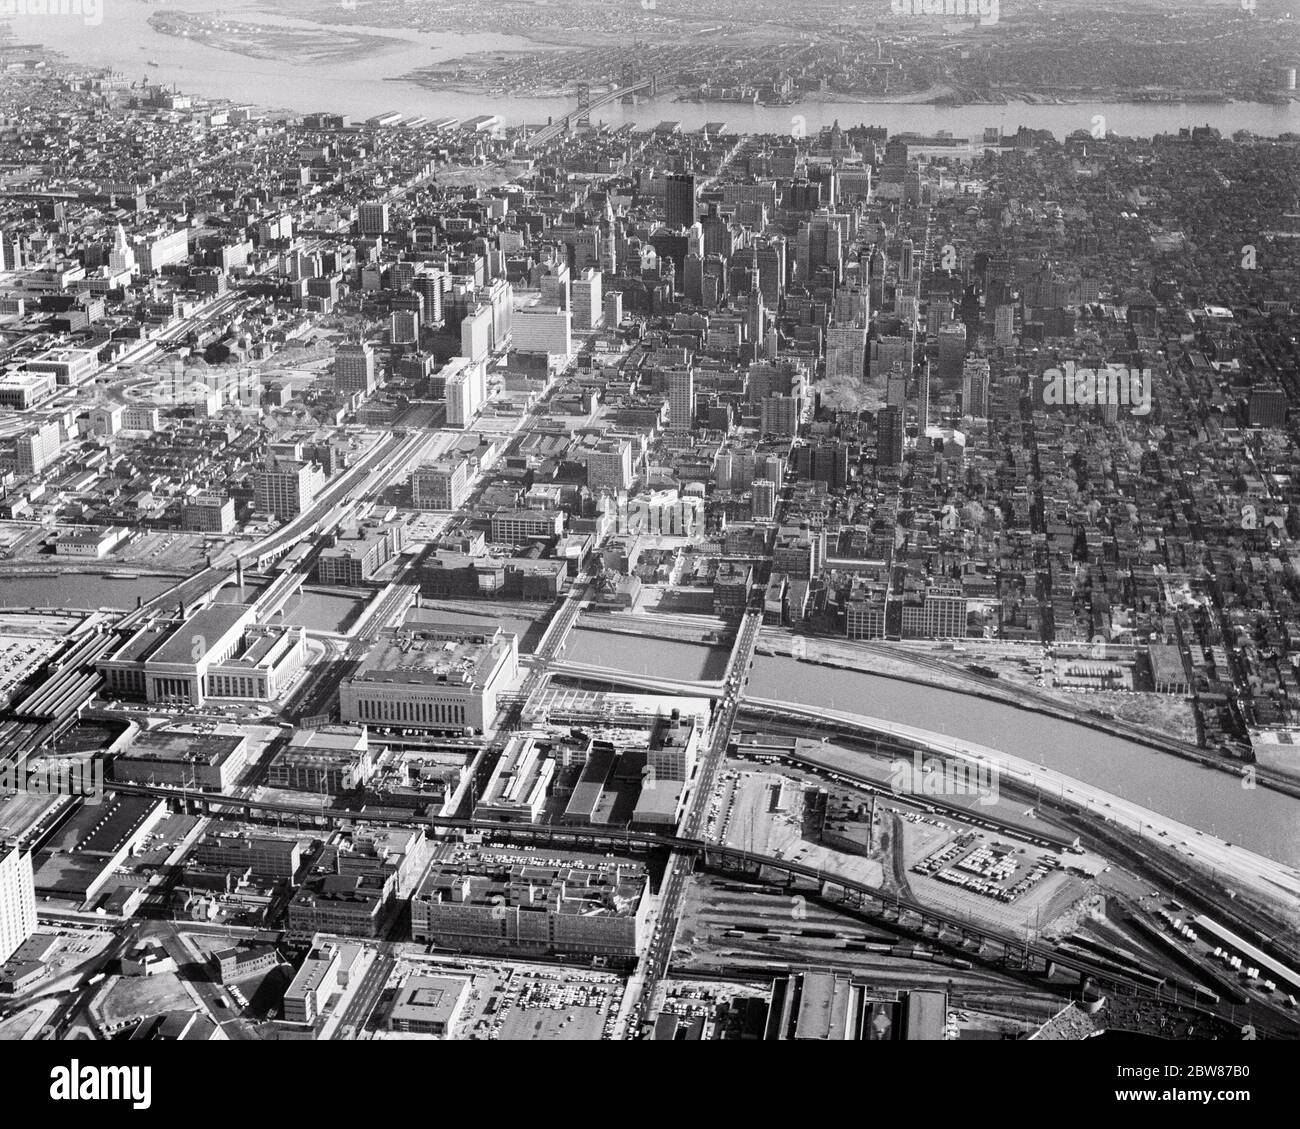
898 815 1089 934
381 955 627 1041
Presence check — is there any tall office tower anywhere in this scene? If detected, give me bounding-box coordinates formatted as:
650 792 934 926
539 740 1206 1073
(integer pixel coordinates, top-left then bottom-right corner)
714 451 734 490
358 201 391 236
747 288 767 354
604 291 623 327
683 252 704 303
109 223 136 274
669 366 696 432
586 438 634 493
808 164 838 209
833 285 869 329
796 212 845 283
870 335 909 383
460 303 493 363
882 139 908 183
538 261 570 309
903 169 922 207
512 305 572 356
572 268 603 330
1249 384 1288 428
753 238 787 306
686 221 705 258
702 211 735 259
826 324 867 382
442 358 487 428
334 341 377 395
787 179 822 213
15 421 63 476
760 395 801 437
752 479 776 521
895 290 919 328
917 362 930 429
702 255 727 306
0 843 36 963
256 459 326 519
962 356 991 419
800 441 850 490
665 173 697 230
601 224 618 274
877 405 905 467
899 238 914 283
868 245 886 310
937 321 968 380
414 270 445 326
759 453 785 492
886 364 908 409
994 303 1015 345
413 456 471 511
390 309 419 345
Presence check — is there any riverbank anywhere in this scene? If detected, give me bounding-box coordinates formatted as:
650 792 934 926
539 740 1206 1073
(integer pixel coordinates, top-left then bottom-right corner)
755 632 1300 802
742 694 1300 914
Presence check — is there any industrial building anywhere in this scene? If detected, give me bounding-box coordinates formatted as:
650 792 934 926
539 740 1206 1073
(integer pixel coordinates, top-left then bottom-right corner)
267 726 374 796
110 727 249 791
411 849 649 961
475 735 553 822
765 970 948 1041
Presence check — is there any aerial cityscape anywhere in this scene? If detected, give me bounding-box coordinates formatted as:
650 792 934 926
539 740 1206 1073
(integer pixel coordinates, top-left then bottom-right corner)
0 0 1297 1084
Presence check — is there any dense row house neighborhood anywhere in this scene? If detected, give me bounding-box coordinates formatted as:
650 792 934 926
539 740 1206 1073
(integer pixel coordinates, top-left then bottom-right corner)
0 43 1298 1043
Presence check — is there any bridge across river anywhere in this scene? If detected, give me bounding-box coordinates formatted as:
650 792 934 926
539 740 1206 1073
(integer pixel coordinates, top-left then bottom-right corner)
525 77 656 149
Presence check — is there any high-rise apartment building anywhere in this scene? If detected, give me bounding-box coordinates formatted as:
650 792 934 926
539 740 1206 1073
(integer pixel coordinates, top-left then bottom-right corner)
0 844 37 964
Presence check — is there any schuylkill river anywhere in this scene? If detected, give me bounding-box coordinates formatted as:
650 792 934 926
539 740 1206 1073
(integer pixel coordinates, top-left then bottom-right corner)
567 629 1300 867
14 2 1300 137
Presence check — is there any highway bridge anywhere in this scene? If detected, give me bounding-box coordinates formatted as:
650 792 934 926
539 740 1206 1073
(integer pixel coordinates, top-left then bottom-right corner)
544 658 722 698
525 77 656 150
